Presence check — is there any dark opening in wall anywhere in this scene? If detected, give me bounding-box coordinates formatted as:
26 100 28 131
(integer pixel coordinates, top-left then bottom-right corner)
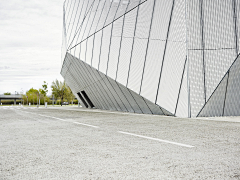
77 92 88 108
81 91 95 108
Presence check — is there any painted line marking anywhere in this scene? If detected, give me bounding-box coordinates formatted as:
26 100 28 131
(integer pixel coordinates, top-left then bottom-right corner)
118 131 194 148
38 114 67 121
73 122 99 128
15 109 98 128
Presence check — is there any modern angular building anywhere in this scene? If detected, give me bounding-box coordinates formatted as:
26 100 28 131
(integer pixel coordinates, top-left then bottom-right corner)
61 0 240 117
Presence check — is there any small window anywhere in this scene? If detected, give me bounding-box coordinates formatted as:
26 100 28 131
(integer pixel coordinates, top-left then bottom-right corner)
77 92 88 108
81 91 95 108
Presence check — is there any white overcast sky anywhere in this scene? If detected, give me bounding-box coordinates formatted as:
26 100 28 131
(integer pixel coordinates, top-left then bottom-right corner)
0 0 65 95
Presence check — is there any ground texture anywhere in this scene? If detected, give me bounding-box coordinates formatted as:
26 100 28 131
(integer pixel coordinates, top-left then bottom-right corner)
0 106 240 179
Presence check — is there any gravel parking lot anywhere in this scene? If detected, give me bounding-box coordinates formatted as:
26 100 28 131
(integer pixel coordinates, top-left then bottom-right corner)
0 106 240 179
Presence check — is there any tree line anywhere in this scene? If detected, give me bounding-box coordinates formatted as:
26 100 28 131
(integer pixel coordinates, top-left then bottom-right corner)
3 80 77 106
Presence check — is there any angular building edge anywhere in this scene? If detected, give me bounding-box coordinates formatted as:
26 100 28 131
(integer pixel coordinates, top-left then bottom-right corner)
61 53 174 116
198 54 240 117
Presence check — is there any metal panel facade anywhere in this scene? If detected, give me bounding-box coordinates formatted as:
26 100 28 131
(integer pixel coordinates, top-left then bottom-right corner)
61 0 240 117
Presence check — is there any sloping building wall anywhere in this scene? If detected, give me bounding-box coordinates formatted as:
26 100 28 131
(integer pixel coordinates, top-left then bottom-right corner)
198 55 240 117
61 0 240 117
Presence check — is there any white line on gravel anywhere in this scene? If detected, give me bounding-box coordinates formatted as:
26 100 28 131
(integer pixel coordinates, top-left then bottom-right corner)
73 122 99 128
118 131 194 148
37 114 67 122
17 110 99 128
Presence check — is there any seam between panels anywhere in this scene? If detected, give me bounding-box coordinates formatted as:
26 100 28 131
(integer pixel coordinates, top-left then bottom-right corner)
96 71 123 111
67 0 81 46
90 1 124 111
139 0 156 95
97 2 112 70
75 58 113 110
123 0 145 114
69 70 102 109
184 0 190 118
115 2 130 80
84 0 101 64
79 1 98 58
66 71 89 107
83 1 125 112
127 89 144 114
69 60 104 109
232 0 239 56
64 72 87 107
141 97 153 114
69 0 94 50
98 1 114 71
222 72 230 116
71 0 87 54
66 0 77 33
155 105 166 116
69 0 96 49
113 2 136 113
64 0 69 13
104 77 129 112
103 1 131 113
174 57 187 116
64 56 85 95
114 82 136 113
90 0 107 67
78 4 95 62
158 106 166 116
81 59 120 111
60 52 68 74
133 0 165 114
65 0 73 24
155 0 175 104
199 0 206 103
68 0 148 51
196 53 240 117
126 0 141 87
106 1 121 75
69 55 110 110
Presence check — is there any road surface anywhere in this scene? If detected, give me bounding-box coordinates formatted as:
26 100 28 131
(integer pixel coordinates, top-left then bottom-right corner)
0 106 239 179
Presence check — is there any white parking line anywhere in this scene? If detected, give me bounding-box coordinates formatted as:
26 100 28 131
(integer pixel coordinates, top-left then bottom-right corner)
15 109 99 128
38 114 67 122
118 131 194 148
73 122 99 128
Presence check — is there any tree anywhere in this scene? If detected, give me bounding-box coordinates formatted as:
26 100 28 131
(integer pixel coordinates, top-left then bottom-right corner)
65 86 75 105
39 81 48 103
51 79 67 106
4 92 11 95
26 88 39 105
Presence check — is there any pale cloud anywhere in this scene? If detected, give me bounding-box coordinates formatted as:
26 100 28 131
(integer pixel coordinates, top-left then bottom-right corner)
0 0 65 95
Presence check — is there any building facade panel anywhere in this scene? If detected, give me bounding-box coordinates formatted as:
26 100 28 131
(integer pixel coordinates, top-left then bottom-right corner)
61 0 240 117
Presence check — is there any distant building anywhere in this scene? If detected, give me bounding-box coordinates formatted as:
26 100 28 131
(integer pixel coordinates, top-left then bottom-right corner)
61 0 240 117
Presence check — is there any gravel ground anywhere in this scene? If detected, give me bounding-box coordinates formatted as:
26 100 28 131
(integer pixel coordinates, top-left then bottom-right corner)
0 106 240 179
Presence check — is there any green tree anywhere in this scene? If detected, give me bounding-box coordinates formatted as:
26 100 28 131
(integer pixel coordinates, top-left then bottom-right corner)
51 79 67 106
4 92 11 95
26 88 39 105
39 81 48 103
65 86 75 105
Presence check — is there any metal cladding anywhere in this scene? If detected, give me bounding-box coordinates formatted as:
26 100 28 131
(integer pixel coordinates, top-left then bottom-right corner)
61 0 240 117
